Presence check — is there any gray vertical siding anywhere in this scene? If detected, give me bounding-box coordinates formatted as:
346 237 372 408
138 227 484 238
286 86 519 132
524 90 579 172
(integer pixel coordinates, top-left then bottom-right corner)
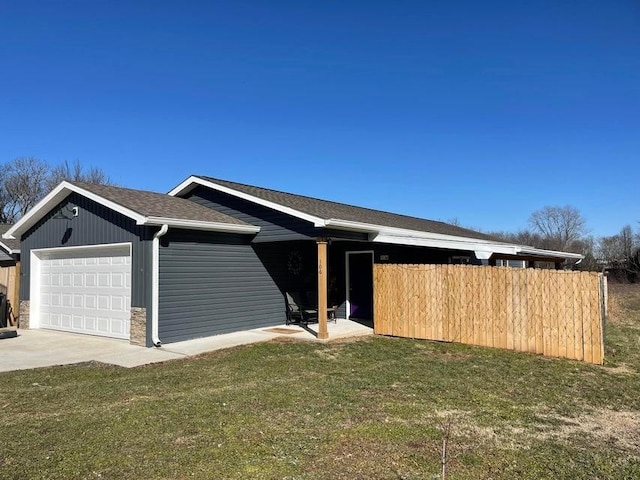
20 192 152 307
183 186 368 243
328 241 480 319
158 230 285 343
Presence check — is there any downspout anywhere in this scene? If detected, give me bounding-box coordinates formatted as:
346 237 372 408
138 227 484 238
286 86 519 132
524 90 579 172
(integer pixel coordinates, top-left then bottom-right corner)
152 224 169 347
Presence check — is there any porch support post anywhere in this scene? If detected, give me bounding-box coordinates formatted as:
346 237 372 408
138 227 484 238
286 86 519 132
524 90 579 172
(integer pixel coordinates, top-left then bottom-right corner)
317 239 329 340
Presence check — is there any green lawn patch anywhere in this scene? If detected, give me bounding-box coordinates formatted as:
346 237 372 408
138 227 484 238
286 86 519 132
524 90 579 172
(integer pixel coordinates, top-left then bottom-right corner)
2 285 640 479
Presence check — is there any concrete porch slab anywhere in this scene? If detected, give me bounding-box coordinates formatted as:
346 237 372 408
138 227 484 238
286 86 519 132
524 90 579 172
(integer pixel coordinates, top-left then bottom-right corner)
0 319 373 372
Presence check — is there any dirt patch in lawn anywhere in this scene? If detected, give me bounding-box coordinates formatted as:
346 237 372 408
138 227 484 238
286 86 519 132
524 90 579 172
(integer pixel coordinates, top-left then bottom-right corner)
601 363 636 375
421 408 640 456
533 408 640 454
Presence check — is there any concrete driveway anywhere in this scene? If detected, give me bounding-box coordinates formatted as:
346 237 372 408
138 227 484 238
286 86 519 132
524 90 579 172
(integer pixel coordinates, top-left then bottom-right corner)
0 320 373 372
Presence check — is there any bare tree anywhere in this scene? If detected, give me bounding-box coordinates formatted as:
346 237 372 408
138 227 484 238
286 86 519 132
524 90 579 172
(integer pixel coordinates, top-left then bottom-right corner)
528 205 587 252
598 225 637 262
2 157 51 223
487 229 546 248
620 225 635 258
47 159 113 190
0 157 115 223
599 225 640 281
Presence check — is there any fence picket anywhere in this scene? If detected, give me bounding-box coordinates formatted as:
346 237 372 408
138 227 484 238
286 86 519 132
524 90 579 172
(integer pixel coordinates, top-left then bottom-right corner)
372 264 604 364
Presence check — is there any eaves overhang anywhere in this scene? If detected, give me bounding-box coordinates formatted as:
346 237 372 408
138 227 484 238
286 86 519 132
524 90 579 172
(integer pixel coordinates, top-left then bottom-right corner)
169 177 582 262
2 181 260 240
0 241 19 255
169 176 327 226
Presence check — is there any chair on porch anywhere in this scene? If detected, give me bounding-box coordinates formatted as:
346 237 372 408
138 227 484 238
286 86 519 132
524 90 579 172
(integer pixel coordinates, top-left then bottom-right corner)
285 291 318 325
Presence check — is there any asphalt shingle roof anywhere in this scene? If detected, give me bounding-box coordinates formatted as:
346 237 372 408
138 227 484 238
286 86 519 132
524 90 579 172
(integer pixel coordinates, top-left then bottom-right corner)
196 176 499 241
72 182 250 226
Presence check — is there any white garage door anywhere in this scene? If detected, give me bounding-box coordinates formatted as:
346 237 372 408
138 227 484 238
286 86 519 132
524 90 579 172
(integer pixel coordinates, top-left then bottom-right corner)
38 245 132 339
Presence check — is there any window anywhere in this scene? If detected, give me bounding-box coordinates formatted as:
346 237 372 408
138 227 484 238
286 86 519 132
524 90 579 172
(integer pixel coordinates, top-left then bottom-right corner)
449 255 471 265
495 259 526 268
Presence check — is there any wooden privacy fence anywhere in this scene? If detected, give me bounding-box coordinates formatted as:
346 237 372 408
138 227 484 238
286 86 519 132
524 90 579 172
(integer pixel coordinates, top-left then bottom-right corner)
374 264 605 364
0 263 20 326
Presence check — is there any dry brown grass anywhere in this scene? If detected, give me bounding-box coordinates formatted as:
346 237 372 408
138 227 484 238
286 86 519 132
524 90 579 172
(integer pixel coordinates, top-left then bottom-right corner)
608 282 640 328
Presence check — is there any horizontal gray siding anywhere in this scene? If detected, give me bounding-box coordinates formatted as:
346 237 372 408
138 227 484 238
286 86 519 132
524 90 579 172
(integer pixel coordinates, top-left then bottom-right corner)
158 230 284 343
184 186 368 243
20 192 152 307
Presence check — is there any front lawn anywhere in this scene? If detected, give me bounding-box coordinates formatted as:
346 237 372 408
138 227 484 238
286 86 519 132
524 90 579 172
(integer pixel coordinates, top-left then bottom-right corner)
1 284 639 479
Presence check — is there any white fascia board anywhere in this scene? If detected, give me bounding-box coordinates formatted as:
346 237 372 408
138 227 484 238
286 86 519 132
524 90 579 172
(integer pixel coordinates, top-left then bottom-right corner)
373 233 519 255
4 181 146 239
3 180 260 240
168 176 327 227
0 241 19 254
327 218 518 250
323 219 377 233
144 216 260 234
516 246 584 260
167 176 200 197
376 233 583 261
167 180 583 259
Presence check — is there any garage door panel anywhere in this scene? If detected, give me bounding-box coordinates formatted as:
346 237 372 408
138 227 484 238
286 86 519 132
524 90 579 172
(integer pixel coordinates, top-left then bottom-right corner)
85 295 96 309
38 246 131 340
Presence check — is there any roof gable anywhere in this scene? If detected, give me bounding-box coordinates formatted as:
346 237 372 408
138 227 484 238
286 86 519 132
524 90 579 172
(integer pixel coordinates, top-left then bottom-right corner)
71 182 252 227
200 176 500 241
3 181 260 240
169 175 583 261
171 175 499 241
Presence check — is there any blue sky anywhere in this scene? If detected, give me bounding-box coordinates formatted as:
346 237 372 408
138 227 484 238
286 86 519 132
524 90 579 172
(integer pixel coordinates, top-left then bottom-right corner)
1 1 638 237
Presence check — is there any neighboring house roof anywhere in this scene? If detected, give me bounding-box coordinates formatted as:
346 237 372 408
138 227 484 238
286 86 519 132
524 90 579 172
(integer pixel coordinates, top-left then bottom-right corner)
169 175 583 261
3 181 260 240
0 224 20 254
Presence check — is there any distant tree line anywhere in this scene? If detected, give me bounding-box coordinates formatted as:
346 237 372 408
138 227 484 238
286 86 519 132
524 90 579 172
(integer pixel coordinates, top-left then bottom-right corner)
2 157 638 281
487 205 640 281
0 157 113 223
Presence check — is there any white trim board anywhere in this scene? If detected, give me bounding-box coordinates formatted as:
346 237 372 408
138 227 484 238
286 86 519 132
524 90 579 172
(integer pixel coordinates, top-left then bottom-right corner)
0 241 19 255
169 176 326 226
168 176 582 262
3 181 260 240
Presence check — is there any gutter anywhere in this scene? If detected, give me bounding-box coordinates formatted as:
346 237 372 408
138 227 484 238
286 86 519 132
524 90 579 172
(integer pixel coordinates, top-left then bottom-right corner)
151 224 169 347
143 216 260 234
515 246 584 260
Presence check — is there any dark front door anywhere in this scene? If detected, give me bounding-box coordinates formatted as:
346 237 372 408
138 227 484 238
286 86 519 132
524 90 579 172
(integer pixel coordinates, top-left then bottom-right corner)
348 252 373 320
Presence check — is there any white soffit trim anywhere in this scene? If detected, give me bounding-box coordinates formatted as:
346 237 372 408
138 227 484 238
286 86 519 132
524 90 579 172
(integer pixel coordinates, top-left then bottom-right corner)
145 217 260 234
329 219 516 248
374 233 519 256
337 220 582 260
374 234 582 260
168 176 328 227
516 246 584 260
167 178 582 260
0 241 19 254
3 181 146 240
3 181 261 240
